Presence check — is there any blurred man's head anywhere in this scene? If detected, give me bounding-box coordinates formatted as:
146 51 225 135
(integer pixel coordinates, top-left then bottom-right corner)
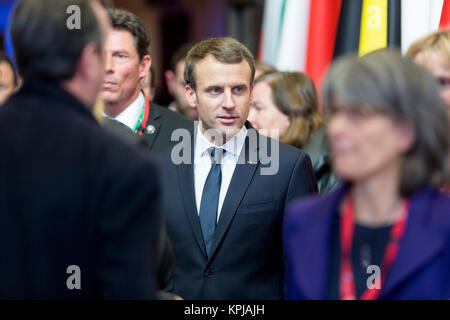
10 0 110 108
165 43 197 120
103 8 151 116
0 52 18 105
184 37 255 144
406 30 450 118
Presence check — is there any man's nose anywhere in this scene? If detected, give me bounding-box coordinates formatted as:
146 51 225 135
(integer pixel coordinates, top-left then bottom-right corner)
223 90 235 109
105 53 113 72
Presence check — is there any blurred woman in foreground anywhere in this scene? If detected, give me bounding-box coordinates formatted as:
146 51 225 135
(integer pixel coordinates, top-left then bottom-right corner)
283 50 449 300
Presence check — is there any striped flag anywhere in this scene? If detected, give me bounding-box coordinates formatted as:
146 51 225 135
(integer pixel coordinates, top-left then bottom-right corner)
387 0 402 48
305 0 342 99
440 0 450 28
260 0 286 66
401 0 444 53
275 0 311 71
334 0 363 58
359 0 388 56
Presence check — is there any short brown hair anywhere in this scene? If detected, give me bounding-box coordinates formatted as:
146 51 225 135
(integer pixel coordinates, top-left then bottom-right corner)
107 7 150 60
255 72 322 149
406 29 450 65
184 37 255 91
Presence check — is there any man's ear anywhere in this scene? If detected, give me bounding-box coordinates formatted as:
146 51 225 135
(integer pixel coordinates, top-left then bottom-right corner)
139 54 151 79
165 70 176 95
185 85 197 108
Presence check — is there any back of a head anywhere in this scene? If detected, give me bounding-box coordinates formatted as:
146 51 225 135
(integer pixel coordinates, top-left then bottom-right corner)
107 7 150 60
11 0 102 82
184 37 255 91
170 42 196 72
323 49 449 194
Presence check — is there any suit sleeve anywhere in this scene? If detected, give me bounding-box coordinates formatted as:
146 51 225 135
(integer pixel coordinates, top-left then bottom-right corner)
284 152 318 208
98 157 160 299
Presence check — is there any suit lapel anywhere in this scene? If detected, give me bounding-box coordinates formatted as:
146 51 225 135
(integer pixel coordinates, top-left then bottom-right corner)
379 188 445 298
143 103 163 150
176 128 208 259
206 128 260 265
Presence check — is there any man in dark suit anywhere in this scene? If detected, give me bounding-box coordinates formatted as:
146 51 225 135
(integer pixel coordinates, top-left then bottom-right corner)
155 37 318 299
0 0 160 299
102 8 193 152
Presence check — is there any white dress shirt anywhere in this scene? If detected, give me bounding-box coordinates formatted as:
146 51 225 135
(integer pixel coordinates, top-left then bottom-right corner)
194 124 248 221
108 92 145 131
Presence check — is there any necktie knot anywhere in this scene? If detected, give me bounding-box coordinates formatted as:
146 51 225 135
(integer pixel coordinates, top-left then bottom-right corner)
208 147 224 164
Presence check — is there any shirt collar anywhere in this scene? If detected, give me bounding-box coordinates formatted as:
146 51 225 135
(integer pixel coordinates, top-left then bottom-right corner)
195 122 247 159
111 92 145 131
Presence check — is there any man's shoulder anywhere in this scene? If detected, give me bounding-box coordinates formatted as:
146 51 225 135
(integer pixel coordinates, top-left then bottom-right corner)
151 103 194 130
256 130 309 163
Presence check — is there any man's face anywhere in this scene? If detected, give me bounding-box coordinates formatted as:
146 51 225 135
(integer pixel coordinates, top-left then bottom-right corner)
0 61 16 105
102 29 150 107
186 54 252 143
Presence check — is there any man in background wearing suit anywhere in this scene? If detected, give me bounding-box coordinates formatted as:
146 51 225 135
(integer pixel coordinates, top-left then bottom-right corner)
102 8 193 152
0 0 160 299
156 37 318 299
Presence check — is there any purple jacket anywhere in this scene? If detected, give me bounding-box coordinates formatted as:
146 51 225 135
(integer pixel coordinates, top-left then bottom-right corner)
283 184 450 300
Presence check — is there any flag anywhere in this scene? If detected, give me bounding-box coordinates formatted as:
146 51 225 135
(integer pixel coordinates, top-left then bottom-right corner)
276 0 311 71
305 0 342 100
387 0 401 48
334 0 363 58
401 0 444 53
260 0 286 66
359 0 388 56
440 0 450 28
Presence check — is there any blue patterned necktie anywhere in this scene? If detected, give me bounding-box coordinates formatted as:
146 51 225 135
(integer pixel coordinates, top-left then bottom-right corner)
199 147 223 256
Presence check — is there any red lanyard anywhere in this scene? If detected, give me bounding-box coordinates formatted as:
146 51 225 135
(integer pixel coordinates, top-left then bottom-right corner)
136 90 150 136
339 195 410 300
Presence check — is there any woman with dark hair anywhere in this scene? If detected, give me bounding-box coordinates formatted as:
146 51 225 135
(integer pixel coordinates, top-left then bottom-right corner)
248 71 338 193
283 50 450 300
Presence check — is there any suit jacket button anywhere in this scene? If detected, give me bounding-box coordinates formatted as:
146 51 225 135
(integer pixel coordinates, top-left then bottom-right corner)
204 271 213 278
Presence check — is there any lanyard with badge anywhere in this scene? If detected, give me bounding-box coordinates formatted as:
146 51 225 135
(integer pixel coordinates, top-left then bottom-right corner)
339 195 410 300
134 90 150 136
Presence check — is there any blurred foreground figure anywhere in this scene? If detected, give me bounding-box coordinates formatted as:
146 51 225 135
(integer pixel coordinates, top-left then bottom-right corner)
284 50 450 300
0 0 160 299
